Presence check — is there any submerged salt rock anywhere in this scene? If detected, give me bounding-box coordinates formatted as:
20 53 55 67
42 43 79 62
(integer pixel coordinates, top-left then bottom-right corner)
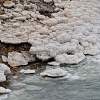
0 87 11 94
20 69 35 74
55 53 85 64
40 68 68 78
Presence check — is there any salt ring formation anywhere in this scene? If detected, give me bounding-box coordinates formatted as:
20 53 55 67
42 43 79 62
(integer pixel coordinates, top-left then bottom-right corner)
0 0 100 99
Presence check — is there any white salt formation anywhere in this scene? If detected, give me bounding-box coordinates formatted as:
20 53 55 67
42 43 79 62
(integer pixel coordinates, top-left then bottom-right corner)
0 0 99 65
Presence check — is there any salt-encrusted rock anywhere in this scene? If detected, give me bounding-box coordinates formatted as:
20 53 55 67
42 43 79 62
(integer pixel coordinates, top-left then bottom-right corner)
21 51 36 63
0 14 9 20
14 16 26 21
56 32 71 43
0 72 6 82
0 64 11 82
20 69 35 74
48 61 60 66
44 0 53 3
2 55 8 63
3 1 15 8
84 45 99 55
40 67 69 78
0 87 11 94
55 53 85 64
7 51 35 67
0 63 11 74
30 46 51 60
41 17 68 26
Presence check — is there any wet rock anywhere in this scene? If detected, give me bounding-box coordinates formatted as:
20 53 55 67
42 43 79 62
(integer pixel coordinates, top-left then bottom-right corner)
55 53 85 64
3 1 15 8
7 51 35 67
0 87 11 94
40 67 68 78
20 69 35 74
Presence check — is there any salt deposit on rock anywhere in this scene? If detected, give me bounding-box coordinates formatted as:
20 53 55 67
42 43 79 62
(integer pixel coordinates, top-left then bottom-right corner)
3 1 15 8
0 87 11 94
0 0 99 65
40 68 69 78
2 55 8 63
20 69 35 74
7 51 35 67
48 61 60 66
56 53 85 64
0 63 11 74
0 72 6 82
0 63 11 82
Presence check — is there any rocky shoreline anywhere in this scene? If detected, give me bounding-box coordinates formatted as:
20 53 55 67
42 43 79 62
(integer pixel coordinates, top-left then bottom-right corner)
0 0 99 97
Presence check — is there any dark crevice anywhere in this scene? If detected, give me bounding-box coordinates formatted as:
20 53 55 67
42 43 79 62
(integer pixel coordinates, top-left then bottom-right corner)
0 41 32 56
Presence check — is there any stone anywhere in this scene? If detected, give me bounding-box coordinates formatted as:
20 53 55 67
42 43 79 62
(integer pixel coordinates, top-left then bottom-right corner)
3 1 15 8
0 14 9 20
2 55 8 63
7 52 29 67
48 61 60 66
0 63 11 82
0 87 11 94
7 51 35 67
55 53 85 64
40 67 68 78
20 69 35 74
44 0 52 3
0 63 11 74
0 72 6 82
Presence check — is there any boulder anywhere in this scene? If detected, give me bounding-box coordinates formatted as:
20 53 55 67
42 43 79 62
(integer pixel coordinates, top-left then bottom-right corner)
55 53 85 64
0 63 11 74
40 67 69 78
7 51 35 67
3 1 15 8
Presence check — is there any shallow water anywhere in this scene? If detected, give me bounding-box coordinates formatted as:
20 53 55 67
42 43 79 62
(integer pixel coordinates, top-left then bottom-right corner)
0 54 100 100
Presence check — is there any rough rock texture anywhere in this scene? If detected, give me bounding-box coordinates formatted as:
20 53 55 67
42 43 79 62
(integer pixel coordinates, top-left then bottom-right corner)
0 0 99 64
40 67 69 78
20 69 35 74
7 51 35 67
0 63 11 82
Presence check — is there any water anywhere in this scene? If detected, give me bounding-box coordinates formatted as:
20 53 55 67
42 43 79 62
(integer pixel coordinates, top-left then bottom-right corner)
0 54 99 100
